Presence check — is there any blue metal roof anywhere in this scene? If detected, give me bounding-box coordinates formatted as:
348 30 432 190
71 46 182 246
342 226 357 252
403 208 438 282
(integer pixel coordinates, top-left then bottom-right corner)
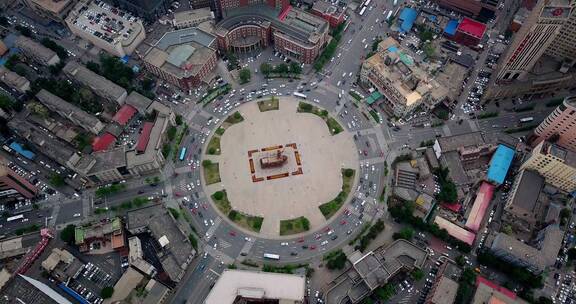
9 142 36 160
58 283 90 304
487 145 515 185
398 8 417 33
444 19 459 36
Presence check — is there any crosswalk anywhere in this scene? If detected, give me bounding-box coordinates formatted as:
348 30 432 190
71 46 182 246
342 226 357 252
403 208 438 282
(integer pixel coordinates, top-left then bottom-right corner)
204 217 222 240
218 238 232 249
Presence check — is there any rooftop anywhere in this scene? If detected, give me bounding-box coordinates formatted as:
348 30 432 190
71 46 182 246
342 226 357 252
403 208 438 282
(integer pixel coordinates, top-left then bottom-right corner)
91 132 117 152
434 216 476 245
486 144 515 185
456 17 487 38
544 142 576 167
430 276 459 304
63 61 127 102
173 8 213 23
125 91 153 113
311 1 344 16
472 276 527 304
67 0 144 49
15 35 59 63
126 115 167 168
112 104 137 126
205 270 306 304
36 89 103 133
435 131 487 153
0 66 30 91
0 275 73 304
155 27 215 50
25 0 74 14
505 170 545 220
88 147 127 174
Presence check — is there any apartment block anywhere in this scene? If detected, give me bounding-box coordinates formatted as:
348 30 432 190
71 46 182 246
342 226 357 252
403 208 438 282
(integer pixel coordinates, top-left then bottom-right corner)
15 36 61 66
0 160 38 204
521 140 576 192
22 0 77 23
534 96 576 152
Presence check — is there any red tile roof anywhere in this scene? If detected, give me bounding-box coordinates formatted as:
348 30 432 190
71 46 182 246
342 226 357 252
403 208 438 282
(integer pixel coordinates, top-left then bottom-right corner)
457 17 487 38
112 104 137 126
476 276 517 300
136 122 154 153
92 133 116 152
465 182 495 232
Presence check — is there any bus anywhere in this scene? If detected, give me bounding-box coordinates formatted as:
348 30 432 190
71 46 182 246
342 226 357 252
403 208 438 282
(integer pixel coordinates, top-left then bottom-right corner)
364 0 371 6
293 92 307 99
6 214 24 222
519 117 534 123
359 6 366 16
393 0 398 6
264 253 280 260
179 147 187 161
386 10 393 20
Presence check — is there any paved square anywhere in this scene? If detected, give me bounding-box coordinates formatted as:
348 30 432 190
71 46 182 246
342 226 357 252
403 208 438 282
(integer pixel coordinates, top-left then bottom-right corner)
214 98 358 237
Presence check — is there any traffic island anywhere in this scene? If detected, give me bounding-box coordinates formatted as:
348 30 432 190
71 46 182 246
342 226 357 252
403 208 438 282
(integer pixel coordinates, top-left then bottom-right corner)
257 97 280 112
211 190 264 233
206 136 221 155
319 168 355 219
280 216 311 235
202 160 221 185
297 102 343 135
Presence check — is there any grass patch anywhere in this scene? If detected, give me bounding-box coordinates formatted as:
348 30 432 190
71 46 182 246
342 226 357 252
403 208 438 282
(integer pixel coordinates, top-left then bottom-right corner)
477 111 499 119
212 190 263 232
224 111 244 124
504 124 537 134
319 168 355 219
514 105 534 112
298 102 343 135
203 161 221 185
206 136 221 155
228 210 263 233
211 190 231 215
280 216 310 235
215 127 225 136
546 98 564 107
349 91 362 101
257 97 279 112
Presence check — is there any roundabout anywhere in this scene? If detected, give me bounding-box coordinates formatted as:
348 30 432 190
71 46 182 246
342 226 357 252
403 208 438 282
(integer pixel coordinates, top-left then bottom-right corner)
202 97 359 238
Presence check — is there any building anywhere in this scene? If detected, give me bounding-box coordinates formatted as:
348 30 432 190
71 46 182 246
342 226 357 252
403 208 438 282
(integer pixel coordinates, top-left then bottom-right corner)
534 95 576 152
310 1 346 28
62 61 128 105
0 275 73 304
217 0 288 14
142 27 218 90
125 115 169 176
489 224 564 273
435 0 498 19
361 37 448 117
205 269 306 304
41 248 84 282
493 0 572 82
546 4 576 62
325 240 428 304
66 0 146 57
424 262 460 304
471 276 528 304
35 89 105 135
173 8 214 29
521 140 576 192
15 36 60 66
21 0 77 23
106 0 170 21
0 66 31 93
74 217 125 252
0 160 38 204
214 4 330 64
502 170 546 233
453 17 486 47
127 204 195 283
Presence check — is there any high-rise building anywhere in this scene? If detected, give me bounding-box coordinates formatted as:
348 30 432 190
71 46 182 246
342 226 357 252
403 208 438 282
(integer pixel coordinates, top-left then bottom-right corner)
521 140 576 192
216 0 289 15
546 3 576 61
495 0 572 82
534 96 576 151
0 161 38 204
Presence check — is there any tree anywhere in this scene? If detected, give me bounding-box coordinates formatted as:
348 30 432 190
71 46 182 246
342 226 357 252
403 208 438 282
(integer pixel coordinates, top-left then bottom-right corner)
49 174 65 187
299 103 313 112
167 126 177 141
175 115 183 126
202 159 213 167
213 191 224 200
0 94 13 111
239 68 251 84
567 248 576 261
560 208 571 225
275 63 289 74
392 227 414 240
455 255 466 267
260 63 273 76
343 168 354 178
101 287 114 299
289 62 302 74
27 102 49 117
60 224 76 245
411 269 424 281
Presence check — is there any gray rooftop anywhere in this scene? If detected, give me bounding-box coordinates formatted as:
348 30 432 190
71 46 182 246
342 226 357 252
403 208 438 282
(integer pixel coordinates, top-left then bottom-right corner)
15 36 59 63
62 61 127 103
35 89 103 134
505 170 545 219
126 91 153 114
88 147 127 175
154 27 215 50
436 131 486 152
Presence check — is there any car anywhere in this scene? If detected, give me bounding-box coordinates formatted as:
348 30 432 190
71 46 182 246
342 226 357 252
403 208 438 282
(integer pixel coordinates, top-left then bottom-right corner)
340 220 347 225
310 245 317 250
281 242 289 246
229 231 236 236
321 240 328 246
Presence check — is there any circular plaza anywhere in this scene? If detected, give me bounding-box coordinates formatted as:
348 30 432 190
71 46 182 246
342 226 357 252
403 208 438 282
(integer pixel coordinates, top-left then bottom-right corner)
202 97 359 238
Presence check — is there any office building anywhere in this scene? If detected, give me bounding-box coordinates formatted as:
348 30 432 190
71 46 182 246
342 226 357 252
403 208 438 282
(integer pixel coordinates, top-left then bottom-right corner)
546 4 576 61
21 0 77 23
66 0 146 57
62 61 128 105
214 3 329 64
360 37 448 117
35 89 105 135
452 17 487 47
521 140 576 192
0 161 38 204
15 36 60 66
173 8 214 29
143 27 218 90
502 169 546 233
310 1 346 28
494 0 572 82
534 95 576 151
471 277 528 304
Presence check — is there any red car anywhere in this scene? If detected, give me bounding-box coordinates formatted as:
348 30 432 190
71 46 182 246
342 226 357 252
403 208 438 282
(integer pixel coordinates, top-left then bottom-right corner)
310 245 317 250
229 231 236 236
190 208 197 214
340 220 347 225
323 226 331 233
315 234 322 240
202 203 208 210
297 237 304 243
